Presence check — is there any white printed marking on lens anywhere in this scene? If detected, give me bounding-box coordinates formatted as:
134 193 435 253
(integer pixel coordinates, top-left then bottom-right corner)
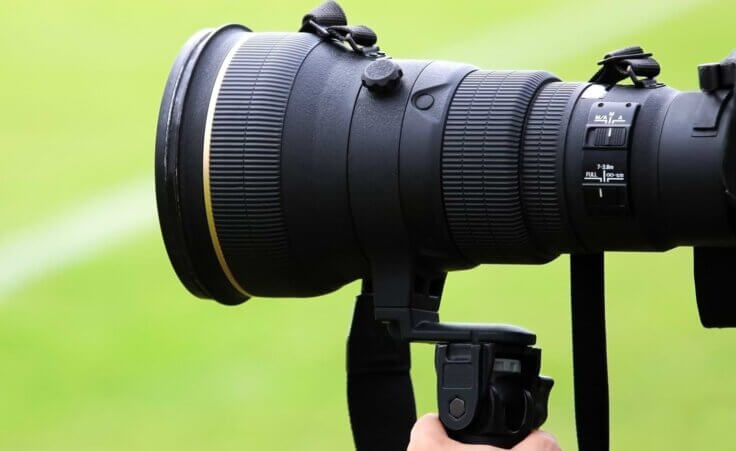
581 85 608 99
0 178 155 300
0 0 708 300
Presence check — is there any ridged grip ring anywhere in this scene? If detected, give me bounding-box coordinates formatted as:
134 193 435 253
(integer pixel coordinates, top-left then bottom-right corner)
441 70 556 263
205 33 319 293
521 82 585 253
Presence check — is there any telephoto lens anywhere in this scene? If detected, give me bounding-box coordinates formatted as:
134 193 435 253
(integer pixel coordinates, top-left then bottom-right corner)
155 1 736 449
155 18 736 306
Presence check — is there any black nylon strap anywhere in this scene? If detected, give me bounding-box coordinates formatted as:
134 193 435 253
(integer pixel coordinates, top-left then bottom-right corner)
300 0 347 29
300 1 378 47
570 253 609 451
590 46 660 88
694 247 736 327
347 293 417 451
329 24 377 47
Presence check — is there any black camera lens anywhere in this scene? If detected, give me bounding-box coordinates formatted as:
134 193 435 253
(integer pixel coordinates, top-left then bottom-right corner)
156 25 253 304
154 4 736 449
156 26 736 305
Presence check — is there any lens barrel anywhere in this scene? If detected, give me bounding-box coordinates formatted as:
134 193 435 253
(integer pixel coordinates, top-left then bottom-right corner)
206 33 320 299
156 25 251 304
156 27 736 304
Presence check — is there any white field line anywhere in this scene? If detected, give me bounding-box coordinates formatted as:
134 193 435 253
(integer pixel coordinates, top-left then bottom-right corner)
0 0 711 300
0 177 155 298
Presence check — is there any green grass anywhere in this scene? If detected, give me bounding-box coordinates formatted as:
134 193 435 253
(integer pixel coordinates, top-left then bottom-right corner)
2 0 736 449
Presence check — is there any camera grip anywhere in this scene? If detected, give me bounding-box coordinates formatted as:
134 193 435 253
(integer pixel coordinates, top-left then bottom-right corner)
436 342 553 449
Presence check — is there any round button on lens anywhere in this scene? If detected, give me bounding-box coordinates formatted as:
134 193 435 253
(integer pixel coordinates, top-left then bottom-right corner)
414 93 434 110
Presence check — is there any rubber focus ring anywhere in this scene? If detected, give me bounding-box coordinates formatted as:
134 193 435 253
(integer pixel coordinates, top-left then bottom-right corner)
441 70 557 263
207 33 319 290
521 81 585 254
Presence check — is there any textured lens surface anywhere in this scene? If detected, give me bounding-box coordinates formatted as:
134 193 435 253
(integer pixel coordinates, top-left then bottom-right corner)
206 33 319 291
521 82 585 254
441 70 555 263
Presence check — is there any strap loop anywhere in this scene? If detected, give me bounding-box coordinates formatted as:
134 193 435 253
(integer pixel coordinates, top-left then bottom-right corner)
300 0 348 29
300 1 383 57
590 46 662 88
347 292 416 451
329 25 377 47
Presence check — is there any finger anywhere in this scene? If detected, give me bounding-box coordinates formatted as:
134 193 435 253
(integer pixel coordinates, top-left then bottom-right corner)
409 414 507 451
512 431 562 451
409 414 449 446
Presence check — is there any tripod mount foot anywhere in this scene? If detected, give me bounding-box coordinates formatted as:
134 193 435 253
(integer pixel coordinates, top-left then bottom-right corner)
434 329 553 449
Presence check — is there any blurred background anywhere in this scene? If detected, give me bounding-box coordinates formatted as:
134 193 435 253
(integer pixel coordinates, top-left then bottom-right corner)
1 0 735 449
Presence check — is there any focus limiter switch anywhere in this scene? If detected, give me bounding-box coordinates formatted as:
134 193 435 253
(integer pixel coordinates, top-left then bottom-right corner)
590 126 627 147
582 102 638 217
584 101 639 150
583 185 627 216
582 155 629 216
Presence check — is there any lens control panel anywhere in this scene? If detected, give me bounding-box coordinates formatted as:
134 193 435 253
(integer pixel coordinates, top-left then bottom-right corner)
582 102 639 216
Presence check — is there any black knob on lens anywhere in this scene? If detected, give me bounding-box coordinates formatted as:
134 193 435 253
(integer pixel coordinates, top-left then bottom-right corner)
361 59 403 94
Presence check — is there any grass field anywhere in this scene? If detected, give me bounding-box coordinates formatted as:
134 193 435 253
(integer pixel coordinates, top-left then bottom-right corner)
1 0 735 449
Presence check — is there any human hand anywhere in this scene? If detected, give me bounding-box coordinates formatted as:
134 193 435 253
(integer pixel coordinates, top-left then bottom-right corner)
408 414 561 451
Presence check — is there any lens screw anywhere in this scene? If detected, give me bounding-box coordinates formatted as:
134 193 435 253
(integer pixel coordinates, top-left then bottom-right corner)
362 59 403 94
449 397 466 419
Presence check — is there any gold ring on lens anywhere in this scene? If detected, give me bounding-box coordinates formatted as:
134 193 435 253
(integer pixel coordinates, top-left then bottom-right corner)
202 34 253 297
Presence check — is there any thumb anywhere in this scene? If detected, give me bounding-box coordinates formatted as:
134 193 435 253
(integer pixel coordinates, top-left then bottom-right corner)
512 431 562 451
409 414 501 450
410 414 556 451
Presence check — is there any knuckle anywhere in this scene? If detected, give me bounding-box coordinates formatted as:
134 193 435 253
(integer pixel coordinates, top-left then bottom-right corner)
409 416 430 438
409 414 443 450
407 434 437 451
518 431 561 451
537 432 561 451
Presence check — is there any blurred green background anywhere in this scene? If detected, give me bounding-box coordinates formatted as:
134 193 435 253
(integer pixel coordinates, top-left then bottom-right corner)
1 0 735 449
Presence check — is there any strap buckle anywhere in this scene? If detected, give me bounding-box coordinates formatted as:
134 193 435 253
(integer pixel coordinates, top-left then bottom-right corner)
622 64 662 89
590 46 663 89
300 1 386 58
305 18 384 57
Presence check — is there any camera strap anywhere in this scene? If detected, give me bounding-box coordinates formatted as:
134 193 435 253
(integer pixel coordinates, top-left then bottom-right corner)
590 46 661 88
570 253 609 451
347 292 417 451
300 3 412 449
299 0 383 57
